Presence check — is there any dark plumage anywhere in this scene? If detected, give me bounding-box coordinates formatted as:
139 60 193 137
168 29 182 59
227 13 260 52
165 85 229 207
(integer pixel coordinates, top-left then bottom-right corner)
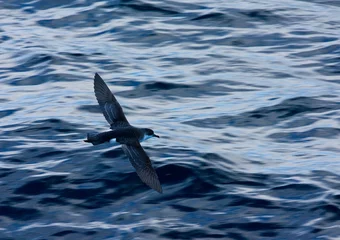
84 73 162 193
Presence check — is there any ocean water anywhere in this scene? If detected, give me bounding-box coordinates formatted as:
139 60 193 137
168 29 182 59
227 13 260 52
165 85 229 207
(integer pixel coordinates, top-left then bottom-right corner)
0 0 340 239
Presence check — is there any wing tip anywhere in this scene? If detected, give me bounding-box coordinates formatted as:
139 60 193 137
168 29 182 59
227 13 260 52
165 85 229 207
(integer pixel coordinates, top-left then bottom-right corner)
94 72 102 81
141 174 163 194
139 175 163 193
157 187 163 194
153 184 163 194
150 177 163 193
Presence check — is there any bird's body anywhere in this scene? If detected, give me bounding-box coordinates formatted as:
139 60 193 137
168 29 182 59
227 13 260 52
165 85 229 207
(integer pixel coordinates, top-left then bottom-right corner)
84 73 162 193
85 126 154 145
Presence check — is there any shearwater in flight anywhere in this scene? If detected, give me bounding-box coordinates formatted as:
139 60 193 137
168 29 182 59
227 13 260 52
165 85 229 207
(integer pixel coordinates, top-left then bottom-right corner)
84 73 162 193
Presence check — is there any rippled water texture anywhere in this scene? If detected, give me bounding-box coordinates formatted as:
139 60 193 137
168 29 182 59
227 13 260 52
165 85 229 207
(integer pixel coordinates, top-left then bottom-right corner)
1 0 340 239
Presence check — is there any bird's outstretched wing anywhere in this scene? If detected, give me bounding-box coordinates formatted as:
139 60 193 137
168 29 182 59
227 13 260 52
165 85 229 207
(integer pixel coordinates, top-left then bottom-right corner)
121 142 162 193
94 73 130 129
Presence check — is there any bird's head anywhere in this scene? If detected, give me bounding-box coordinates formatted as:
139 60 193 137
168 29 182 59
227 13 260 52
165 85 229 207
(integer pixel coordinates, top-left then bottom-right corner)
142 128 160 141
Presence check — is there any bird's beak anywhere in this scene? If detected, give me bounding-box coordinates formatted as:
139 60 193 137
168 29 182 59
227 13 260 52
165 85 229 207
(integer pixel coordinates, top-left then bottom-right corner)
153 134 160 138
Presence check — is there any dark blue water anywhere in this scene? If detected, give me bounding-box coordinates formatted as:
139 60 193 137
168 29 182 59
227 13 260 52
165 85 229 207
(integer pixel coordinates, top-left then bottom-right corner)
1 0 340 239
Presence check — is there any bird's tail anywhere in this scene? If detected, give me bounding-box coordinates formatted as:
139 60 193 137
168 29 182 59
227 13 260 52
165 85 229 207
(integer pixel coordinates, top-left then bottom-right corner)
84 132 106 146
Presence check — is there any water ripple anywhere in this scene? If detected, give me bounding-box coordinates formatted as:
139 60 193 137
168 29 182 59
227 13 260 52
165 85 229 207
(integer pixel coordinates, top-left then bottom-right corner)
0 0 339 239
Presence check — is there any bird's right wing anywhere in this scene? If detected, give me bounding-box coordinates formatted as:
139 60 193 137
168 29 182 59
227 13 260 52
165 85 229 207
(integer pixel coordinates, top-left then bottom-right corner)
94 73 130 129
121 142 162 193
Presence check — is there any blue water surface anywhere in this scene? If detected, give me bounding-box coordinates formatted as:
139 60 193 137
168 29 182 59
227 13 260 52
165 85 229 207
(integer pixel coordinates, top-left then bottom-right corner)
0 0 339 239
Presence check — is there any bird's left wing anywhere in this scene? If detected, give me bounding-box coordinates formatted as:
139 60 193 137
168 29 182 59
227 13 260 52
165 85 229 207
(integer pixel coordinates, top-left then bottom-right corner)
121 142 162 193
94 73 130 129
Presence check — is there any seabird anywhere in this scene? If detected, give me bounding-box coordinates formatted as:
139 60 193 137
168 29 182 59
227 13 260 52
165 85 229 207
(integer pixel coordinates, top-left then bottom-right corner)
84 73 162 193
